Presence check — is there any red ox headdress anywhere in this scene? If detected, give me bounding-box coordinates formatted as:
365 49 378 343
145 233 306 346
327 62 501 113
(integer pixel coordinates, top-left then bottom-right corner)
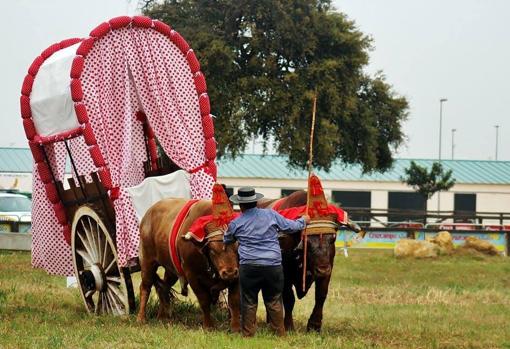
209 183 235 229
185 183 236 242
305 174 342 235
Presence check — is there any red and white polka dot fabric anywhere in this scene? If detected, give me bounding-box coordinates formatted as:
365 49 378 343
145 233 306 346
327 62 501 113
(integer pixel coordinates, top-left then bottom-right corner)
27 18 216 275
31 142 74 275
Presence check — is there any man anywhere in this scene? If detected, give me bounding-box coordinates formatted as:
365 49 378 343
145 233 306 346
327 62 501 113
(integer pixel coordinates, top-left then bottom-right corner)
224 187 310 337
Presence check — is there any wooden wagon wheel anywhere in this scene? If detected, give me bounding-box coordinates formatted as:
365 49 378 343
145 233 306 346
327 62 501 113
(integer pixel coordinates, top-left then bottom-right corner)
71 206 135 315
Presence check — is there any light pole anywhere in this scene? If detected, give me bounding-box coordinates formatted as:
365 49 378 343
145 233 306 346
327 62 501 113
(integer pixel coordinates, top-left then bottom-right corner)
451 128 456 159
495 125 500 160
438 98 447 213
438 98 448 160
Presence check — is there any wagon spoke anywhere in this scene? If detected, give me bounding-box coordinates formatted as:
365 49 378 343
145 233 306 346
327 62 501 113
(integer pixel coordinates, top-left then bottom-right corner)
78 231 97 264
95 293 103 315
76 248 94 267
103 292 108 314
85 289 95 299
107 283 123 301
102 238 110 268
104 258 116 274
96 222 103 264
106 288 123 315
86 217 97 255
104 292 113 314
106 276 121 284
82 218 98 262
88 216 100 260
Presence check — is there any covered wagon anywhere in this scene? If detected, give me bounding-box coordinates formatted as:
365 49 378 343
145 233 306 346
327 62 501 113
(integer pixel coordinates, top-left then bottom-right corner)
19 16 217 315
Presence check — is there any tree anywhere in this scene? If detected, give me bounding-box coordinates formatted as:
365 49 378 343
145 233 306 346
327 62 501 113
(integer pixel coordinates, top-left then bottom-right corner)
142 0 409 171
401 161 456 200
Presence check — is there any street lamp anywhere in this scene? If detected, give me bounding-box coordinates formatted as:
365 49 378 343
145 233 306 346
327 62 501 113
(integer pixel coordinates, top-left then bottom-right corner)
451 128 456 159
495 125 500 160
438 98 448 160
437 98 447 213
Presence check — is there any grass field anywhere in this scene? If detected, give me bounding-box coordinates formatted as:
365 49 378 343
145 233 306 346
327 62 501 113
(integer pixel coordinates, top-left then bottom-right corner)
1 249 509 349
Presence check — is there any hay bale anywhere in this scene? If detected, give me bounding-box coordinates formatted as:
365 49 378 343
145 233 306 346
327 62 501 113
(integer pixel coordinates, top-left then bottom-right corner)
460 236 500 256
427 231 454 255
394 239 439 258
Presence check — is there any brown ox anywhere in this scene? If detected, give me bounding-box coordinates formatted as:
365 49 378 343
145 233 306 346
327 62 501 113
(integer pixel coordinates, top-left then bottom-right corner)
137 198 240 332
259 191 357 332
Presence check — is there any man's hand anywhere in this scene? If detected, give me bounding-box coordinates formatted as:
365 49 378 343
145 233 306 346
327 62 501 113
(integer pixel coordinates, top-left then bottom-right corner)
301 214 311 224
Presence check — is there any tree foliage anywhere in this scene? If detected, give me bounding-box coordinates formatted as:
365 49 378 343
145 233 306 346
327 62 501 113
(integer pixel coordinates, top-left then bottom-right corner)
142 0 409 171
401 161 456 200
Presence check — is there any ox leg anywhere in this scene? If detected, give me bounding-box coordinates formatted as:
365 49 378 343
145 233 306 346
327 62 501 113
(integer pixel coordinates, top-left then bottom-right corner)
282 283 296 331
228 282 241 333
189 278 214 329
306 276 330 332
155 270 178 320
137 260 158 323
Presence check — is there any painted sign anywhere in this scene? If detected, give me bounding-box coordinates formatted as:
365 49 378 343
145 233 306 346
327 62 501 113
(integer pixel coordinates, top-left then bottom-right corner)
337 229 507 253
336 230 408 249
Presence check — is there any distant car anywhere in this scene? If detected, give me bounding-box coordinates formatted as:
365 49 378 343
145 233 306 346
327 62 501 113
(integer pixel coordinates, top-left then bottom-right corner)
0 192 32 233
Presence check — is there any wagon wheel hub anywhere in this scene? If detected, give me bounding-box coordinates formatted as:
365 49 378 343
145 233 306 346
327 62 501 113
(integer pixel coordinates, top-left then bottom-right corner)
87 263 106 292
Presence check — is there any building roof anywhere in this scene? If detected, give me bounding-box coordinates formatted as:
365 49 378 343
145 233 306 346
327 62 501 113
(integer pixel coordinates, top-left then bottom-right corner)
1 147 509 185
217 154 510 185
0 148 35 173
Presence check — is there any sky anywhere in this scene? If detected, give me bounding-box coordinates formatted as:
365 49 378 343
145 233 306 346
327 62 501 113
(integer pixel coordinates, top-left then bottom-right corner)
333 0 509 161
1 0 508 161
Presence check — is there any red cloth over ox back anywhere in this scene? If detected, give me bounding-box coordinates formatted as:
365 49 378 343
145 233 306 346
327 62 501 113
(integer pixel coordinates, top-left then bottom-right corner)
187 204 346 240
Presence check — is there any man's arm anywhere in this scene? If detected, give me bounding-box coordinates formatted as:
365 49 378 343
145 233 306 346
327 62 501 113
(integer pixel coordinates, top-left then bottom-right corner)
223 221 237 244
272 211 309 233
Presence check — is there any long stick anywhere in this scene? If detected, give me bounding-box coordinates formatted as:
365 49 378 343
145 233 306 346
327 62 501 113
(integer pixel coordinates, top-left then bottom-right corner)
303 95 317 292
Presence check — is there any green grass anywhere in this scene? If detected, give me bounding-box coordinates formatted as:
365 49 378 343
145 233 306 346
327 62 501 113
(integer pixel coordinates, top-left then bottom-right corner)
1 249 510 348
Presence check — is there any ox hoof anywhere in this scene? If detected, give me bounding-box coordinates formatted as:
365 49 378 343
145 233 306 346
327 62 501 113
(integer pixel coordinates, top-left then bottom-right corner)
136 315 147 324
285 324 295 332
306 322 322 332
156 312 170 321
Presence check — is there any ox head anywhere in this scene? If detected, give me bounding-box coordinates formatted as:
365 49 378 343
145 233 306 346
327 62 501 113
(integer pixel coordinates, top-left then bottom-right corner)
298 225 337 279
199 229 239 282
297 217 363 278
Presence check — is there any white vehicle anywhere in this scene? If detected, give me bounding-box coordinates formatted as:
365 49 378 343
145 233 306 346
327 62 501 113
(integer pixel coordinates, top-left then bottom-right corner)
0 192 32 233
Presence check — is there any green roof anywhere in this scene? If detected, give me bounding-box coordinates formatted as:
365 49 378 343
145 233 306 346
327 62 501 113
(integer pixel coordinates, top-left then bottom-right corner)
217 154 510 185
1 148 509 185
0 147 34 173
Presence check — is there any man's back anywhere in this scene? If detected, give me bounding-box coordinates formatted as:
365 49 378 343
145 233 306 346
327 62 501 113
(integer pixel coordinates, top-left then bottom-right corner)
226 207 305 266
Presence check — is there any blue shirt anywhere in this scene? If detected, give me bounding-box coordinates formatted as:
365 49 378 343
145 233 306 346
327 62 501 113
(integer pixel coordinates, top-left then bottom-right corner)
224 207 306 266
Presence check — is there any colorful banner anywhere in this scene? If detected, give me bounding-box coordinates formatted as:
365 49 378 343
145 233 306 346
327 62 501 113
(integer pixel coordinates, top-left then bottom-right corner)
336 231 408 249
337 230 507 253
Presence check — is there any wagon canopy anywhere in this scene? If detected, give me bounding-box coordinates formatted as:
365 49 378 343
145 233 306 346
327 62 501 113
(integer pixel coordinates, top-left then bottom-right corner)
21 16 217 275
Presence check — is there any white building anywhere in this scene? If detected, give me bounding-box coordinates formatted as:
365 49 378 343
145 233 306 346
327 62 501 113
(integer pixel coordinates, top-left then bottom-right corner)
1 148 509 224
217 154 510 225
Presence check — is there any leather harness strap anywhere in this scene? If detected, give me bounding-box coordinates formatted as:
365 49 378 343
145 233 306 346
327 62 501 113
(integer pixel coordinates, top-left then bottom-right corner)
304 220 339 235
169 199 199 275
